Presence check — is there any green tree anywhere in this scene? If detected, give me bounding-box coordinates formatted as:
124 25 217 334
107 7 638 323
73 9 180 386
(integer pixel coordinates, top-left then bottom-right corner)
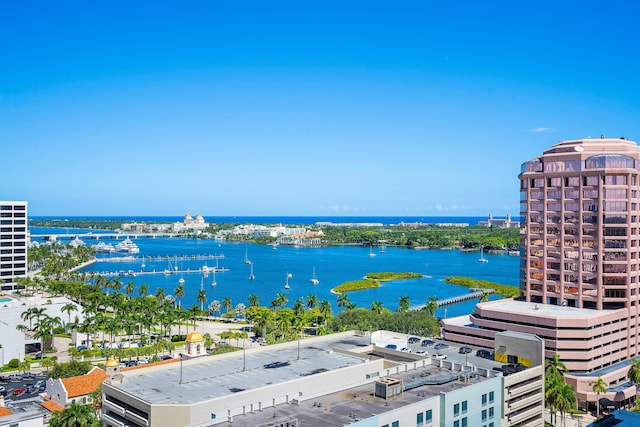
627 358 640 409
397 296 410 312
247 294 260 308
424 296 438 317
48 400 100 427
589 376 607 419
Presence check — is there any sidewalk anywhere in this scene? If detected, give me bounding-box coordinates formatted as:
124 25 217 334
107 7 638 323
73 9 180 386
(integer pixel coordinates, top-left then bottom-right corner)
544 409 595 427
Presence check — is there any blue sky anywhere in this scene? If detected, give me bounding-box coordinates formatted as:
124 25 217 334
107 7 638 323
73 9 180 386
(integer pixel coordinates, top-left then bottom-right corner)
2 1 639 216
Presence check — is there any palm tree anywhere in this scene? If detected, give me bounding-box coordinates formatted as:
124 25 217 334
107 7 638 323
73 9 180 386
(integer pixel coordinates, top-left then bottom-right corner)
247 294 260 308
479 290 490 303
155 287 166 300
370 301 384 315
546 353 568 382
318 300 332 325
628 358 640 409
197 289 207 311
124 281 135 299
48 400 100 427
174 285 185 308
222 297 233 315
555 382 576 427
398 295 410 312
336 293 354 310
138 283 149 298
61 303 77 328
292 298 306 316
425 296 438 317
235 303 246 320
306 294 318 310
590 376 607 419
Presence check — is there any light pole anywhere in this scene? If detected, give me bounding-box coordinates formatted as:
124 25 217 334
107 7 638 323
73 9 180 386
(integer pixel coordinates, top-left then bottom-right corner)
179 353 183 384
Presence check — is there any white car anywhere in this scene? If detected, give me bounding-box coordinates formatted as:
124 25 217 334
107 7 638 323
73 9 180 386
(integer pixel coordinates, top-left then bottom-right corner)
433 353 447 360
415 350 427 356
400 347 412 353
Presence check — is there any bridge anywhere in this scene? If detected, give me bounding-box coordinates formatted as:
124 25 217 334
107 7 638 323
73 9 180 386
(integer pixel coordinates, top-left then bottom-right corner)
30 232 183 241
410 288 496 310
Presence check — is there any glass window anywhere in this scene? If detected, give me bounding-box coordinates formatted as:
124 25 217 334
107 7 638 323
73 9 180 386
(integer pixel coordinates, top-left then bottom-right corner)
392 422 399 427
426 410 432 422
482 409 487 422
462 401 467 413
454 421 459 427
454 403 459 417
417 412 423 425
482 394 487 405
489 391 494 403
461 418 467 427
489 407 494 419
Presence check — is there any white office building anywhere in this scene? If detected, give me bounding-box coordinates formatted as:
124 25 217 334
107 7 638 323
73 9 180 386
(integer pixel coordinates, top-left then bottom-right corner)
0 201 28 291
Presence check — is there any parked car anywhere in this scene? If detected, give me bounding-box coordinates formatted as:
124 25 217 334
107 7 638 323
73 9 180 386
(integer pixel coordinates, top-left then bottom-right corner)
0 386 6 395
0 376 9 383
458 346 472 354
9 374 21 382
415 350 427 356
421 339 434 347
76 345 87 351
433 353 447 360
385 344 398 350
35 380 46 392
160 355 173 361
476 349 491 358
12 387 25 396
400 347 412 353
22 372 35 379
407 336 420 344
434 343 449 350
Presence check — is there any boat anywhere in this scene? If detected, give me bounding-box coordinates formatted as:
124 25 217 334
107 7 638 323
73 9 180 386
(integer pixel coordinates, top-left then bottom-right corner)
309 267 319 285
179 277 185 285
211 270 217 287
368 246 376 257
285 272 292 289
141 256 146 269
164 258 175 275
94 241 115 253
249 262 255 280
478 246 489 263
115 237 140 254
70 236 85 248
244 249 252 264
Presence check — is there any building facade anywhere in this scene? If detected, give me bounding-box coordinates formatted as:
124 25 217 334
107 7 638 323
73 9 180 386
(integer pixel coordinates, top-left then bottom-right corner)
444 137 640 410
0 201 27 291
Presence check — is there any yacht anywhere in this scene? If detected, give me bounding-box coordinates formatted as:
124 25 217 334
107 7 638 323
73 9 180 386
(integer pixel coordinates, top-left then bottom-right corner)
94 241 116 253
70 236 85 248
368 246 376 257
115 237 140 253
478 246 489 263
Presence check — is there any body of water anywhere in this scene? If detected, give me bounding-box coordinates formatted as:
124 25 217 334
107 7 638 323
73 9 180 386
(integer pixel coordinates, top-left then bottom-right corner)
30 218 520 319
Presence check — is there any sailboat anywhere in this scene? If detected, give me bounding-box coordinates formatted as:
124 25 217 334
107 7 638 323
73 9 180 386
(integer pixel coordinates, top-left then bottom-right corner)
249 262 255 280
211 270 217 287
244 249 251 264
164 258 173 275
310 267 319 285
141 256 146 269
285 272 292 290
478 246 489 263
368 246 376 257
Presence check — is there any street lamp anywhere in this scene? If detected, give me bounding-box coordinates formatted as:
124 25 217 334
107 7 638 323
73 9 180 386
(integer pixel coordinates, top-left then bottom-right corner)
179 353 183 384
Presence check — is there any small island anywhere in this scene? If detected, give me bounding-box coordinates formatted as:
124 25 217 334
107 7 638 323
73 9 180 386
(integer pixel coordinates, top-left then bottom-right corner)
331 271 423 294
443 276 520 298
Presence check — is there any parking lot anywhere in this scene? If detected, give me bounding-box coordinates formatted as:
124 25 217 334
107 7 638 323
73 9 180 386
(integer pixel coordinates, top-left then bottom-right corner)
0 372 48 402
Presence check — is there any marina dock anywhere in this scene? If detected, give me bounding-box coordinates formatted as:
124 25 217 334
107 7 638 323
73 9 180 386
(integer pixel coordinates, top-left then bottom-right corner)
411 288 496 310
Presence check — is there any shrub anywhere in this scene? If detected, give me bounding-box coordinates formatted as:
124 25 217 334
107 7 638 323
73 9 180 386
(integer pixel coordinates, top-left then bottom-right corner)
7 358 19 369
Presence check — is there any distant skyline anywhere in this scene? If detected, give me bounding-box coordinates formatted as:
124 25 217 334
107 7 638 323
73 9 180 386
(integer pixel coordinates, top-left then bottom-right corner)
2 2 639 216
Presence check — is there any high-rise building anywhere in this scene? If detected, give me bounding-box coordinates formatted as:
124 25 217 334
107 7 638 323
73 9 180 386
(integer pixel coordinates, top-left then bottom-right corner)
443 137 640 411
0 201 27 290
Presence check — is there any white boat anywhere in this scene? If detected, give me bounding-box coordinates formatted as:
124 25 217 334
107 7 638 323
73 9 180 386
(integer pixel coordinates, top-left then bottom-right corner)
164 258 174 275
115 237 140 253
285 272 292 289
249 262 255 280
70 236 85 248
211 270 217 287
368 246 376 257
478 246 489 263
179 277 185 285
94 241 115 253
244 249 251 264
310 267 319 285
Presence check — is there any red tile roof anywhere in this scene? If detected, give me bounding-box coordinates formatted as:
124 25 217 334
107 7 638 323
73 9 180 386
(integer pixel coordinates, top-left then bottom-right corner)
61 367 109 398
0 406 14 416
41 399 65 413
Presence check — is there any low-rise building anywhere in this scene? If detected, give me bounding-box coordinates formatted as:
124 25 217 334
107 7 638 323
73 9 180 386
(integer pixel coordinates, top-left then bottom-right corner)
47 367 108 408
103 330 544 427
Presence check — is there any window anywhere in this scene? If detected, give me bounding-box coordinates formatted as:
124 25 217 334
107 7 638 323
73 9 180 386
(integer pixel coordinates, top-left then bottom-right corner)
454 403 460 417
461 418 467 427
417 412 423 425
482 410 487 422
482 394 487 405
454 421 459 427
489 407 494 419
489 391 494 403
461 401 467 414
392 422 399 427
489 423 494 427
426 410 432 422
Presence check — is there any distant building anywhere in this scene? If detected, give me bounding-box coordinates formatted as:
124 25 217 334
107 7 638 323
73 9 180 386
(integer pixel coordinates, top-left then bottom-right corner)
477 214 520 228
172 213 208 232
0 201 28 291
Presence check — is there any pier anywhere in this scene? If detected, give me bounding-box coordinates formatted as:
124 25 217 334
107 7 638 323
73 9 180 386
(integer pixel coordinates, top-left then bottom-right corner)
30 232 185 241
94 267 230 278
411 288 496 310
94 254 225 263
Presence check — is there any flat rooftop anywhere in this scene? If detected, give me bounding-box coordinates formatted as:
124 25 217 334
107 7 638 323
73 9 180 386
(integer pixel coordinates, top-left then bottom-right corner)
230 355 491 426
478 299 612 319
108 333 373 405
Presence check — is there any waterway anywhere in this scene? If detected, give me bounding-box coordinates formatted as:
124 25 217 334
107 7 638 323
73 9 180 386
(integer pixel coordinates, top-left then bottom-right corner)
30 222 520 319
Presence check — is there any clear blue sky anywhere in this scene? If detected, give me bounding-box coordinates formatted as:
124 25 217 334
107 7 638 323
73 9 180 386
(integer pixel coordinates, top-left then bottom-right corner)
2 1 639 217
